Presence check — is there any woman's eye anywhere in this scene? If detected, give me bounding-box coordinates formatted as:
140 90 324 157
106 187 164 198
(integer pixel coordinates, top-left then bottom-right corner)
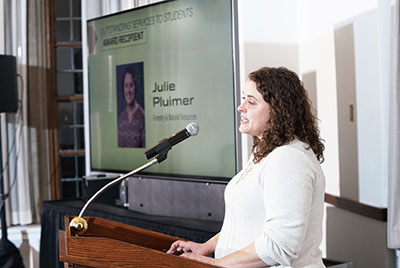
241 96 255 105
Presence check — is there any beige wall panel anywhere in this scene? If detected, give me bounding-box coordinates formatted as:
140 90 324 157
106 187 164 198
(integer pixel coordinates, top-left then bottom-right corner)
302 71 318 117
334 23 359 200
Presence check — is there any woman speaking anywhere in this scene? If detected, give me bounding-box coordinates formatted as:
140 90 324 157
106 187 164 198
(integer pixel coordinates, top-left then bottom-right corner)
167 67 326 268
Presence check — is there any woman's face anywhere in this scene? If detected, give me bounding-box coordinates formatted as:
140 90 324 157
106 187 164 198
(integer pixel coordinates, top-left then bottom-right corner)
123 73 136 106
237 80 271 139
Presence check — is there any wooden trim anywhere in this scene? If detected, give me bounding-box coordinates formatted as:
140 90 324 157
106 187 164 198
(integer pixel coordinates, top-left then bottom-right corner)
324 193 387 222
58 150 85 156
56 95 84 102
46 0 61 200
55 42 82 47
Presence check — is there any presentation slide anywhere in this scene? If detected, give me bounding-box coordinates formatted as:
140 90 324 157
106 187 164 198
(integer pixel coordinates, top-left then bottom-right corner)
88 0 237 180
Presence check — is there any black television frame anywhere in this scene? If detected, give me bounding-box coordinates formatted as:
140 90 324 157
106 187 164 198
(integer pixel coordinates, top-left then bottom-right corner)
82 0 242 184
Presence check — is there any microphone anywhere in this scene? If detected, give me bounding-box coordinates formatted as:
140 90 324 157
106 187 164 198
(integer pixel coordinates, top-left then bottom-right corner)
69 123 199 235
144 122 199 160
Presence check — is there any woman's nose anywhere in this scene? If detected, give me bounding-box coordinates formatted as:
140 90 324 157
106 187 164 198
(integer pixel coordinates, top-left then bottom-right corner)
237 102 246 113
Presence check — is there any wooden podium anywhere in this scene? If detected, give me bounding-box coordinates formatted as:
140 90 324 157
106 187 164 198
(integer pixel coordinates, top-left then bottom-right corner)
59 216 219 267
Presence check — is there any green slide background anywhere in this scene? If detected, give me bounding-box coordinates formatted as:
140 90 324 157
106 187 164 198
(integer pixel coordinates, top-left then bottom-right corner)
88 0 237 179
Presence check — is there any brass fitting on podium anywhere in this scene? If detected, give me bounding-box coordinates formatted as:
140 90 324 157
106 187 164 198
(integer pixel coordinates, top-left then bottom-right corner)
69 217 88 235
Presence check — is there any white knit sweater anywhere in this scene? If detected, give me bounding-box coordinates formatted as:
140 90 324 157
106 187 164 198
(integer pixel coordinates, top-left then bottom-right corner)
215 139 326 268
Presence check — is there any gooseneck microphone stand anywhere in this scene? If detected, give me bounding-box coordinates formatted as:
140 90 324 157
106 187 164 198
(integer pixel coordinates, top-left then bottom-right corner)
69 150 170 234
70 122 199 234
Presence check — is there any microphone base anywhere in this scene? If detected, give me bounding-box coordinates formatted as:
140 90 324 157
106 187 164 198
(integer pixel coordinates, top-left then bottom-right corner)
69 216 88 235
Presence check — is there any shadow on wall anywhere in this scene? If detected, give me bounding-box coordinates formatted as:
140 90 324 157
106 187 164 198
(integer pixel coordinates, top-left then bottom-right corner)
19 230 40 268
7 228 40 268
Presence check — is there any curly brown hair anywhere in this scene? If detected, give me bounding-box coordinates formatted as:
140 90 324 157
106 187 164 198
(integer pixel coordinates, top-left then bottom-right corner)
248 67 324 163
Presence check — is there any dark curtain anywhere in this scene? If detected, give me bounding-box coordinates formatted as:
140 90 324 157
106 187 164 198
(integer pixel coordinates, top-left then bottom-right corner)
39 200 221 268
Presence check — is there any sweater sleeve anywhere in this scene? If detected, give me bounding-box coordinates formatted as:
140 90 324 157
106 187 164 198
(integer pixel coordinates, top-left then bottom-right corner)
254 147 316 266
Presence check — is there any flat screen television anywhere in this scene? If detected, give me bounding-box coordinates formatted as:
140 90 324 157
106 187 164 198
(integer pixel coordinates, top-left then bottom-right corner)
85 0 241 182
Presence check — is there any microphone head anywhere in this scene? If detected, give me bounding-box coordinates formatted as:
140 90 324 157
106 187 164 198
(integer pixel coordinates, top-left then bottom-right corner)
186 122 199 136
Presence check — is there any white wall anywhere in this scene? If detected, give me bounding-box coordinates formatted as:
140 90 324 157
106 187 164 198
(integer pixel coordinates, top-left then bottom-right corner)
298 0 391 208
299 32 340 197
239 0 300 45
237 0 300 165
238 0 393 265
239 0 390 207
239 0 390 206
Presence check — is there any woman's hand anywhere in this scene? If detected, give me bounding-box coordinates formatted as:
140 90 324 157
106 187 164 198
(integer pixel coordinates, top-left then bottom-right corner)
166 240 211 256
181 252 222 267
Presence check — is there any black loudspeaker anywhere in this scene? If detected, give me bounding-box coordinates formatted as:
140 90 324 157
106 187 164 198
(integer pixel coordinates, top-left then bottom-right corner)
0 55 18 113
82 176 121 207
